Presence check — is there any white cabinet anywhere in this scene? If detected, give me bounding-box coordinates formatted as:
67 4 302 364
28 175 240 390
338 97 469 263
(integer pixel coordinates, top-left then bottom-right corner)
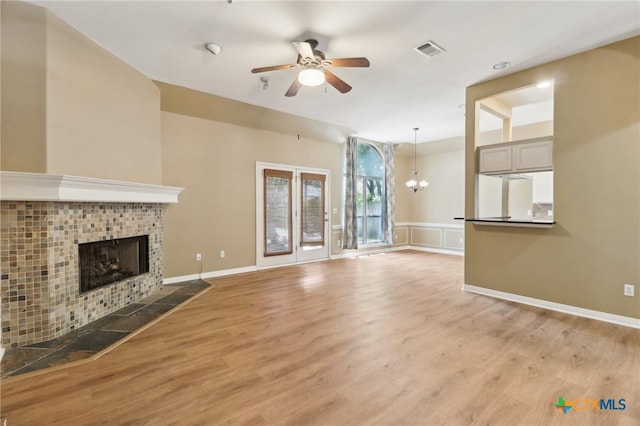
478 136 553 175
513 139 553 171
478 145 512 173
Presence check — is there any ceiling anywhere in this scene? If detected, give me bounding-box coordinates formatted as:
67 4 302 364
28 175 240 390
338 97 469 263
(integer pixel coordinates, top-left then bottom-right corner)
30 1 640 145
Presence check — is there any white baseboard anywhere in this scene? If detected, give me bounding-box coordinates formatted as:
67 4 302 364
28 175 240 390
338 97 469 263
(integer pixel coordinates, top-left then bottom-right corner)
331 244 465 260
463 284 640 329
163 265 258 285
163 273 201 284
165 246 462 284
408 246 465 257
330 244 411 259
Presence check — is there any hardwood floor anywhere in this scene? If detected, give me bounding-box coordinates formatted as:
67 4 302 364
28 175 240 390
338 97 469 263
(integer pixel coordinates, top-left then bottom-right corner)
1 250 638 425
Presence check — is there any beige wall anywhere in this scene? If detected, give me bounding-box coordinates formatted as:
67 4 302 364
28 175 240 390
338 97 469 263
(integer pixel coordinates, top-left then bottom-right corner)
1 1 47 172
465 37 640 319
160 93 345 277
410 149 465 224
393 154 412 223
395 137 465 225
1 1 162 183
156 80 352 146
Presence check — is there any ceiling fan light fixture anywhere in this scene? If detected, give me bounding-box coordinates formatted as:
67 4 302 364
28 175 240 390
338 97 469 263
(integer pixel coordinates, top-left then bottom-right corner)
298 68 325 87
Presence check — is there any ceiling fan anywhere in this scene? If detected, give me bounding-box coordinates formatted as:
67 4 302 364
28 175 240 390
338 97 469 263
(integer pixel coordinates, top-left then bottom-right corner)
251 39 370 97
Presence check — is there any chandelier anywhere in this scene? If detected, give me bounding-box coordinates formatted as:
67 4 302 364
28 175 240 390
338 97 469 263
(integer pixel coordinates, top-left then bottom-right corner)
406 128 428 192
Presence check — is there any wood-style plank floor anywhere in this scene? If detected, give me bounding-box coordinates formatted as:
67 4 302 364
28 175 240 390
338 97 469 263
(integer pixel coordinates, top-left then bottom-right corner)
1 250 638 425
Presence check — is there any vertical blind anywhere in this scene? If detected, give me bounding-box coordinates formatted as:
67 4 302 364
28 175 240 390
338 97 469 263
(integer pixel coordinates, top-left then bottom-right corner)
300 173 326 246
263 169 293 256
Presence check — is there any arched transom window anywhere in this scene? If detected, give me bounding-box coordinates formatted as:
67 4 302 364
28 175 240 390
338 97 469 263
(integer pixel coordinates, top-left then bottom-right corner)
356 143 384 244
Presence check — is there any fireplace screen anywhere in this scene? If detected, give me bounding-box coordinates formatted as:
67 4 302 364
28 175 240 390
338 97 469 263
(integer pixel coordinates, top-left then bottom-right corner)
79 235 149 293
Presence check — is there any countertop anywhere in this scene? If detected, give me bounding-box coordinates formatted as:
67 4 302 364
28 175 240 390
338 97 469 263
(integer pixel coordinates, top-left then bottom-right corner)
455 217 555 228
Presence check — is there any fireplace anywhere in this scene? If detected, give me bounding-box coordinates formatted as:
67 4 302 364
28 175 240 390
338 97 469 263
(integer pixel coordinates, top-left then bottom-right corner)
0 171 184 348
79 235 150 293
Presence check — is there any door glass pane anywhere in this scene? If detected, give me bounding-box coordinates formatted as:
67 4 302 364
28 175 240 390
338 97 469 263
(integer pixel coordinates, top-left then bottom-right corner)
367 216 382 242
356 216 364 243
365 178 383 243
300 173 325 246
356 177 364 243
264 170 293 256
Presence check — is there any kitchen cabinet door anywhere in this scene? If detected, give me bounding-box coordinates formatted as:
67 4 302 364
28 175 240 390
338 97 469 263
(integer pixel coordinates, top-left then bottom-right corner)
513 139 553 172
478 145 512 174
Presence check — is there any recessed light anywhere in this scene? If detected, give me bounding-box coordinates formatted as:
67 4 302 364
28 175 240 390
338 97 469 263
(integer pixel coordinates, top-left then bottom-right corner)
536 81 552 89
492 61 511 70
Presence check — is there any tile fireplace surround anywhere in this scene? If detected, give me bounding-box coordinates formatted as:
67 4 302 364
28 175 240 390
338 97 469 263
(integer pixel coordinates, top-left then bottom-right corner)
0 172 183 348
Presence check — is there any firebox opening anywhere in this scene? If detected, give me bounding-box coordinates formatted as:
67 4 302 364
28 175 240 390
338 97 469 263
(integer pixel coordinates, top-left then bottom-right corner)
79 235 149 293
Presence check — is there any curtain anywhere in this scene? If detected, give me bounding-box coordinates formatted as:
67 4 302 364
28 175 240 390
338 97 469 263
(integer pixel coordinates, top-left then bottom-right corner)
343 136 359 249
383 143 396 245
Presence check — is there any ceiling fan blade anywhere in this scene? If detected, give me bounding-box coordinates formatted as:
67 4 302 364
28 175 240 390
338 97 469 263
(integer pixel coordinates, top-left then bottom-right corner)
328 57 370 68
285 78 301 97
324 70 352 94
292 41 314 59
251 64 295 73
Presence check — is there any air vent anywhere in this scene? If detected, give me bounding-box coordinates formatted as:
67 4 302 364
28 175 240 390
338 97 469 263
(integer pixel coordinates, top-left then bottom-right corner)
415 40 445 58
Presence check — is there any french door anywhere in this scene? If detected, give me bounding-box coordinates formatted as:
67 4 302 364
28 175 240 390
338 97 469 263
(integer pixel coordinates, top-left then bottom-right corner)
256 163 330 268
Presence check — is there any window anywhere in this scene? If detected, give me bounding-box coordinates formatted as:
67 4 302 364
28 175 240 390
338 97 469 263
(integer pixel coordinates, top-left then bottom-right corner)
300 173 326 247
356 143 384 244
263 169 293 256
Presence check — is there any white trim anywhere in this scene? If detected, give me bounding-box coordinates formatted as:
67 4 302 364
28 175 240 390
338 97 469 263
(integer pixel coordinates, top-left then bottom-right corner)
201 266 258 279
330 244 410 259
163 266 258 285
411 227 442 248
462 284 640 329
443 228 465 251
163 247 465 285
0 171 183 203
256 162 331 268
163 273 201 285
396 222 464 230
257 258 328 270
409 245 465 257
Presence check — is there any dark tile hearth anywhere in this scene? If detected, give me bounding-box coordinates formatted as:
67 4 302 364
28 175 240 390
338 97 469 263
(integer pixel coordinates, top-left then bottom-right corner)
1 280 210 378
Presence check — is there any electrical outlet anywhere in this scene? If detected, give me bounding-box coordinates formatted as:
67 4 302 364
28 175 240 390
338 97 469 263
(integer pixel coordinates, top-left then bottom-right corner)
220 250 225 258
196 253 201 261
624 284 635 297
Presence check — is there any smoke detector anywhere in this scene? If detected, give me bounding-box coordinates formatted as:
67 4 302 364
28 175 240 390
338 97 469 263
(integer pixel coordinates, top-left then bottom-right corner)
205 43 222 55
415 40 445 58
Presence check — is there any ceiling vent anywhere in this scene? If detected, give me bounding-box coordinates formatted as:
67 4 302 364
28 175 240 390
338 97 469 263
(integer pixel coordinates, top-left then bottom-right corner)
415 40 445 58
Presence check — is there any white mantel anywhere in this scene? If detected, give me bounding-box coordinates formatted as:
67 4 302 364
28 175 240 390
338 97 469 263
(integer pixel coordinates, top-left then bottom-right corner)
0 171 183 203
